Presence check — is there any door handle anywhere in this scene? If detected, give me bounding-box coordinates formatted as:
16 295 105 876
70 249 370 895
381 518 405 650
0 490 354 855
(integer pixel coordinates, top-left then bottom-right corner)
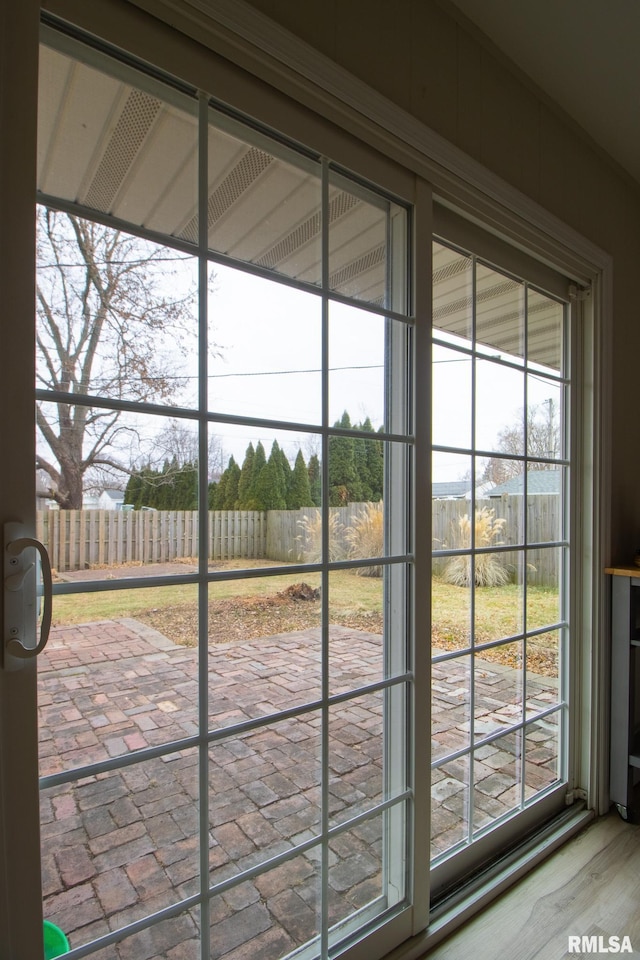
3 524 52 668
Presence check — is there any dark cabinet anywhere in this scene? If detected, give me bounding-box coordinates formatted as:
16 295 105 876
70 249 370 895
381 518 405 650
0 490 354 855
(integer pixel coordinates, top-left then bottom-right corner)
608 567 640 821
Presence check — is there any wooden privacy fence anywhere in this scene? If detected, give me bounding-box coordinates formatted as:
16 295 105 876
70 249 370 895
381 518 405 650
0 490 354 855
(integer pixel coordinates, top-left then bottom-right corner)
266 503 374 563
432 495 561 587
38 495 561 585
37 509 266 572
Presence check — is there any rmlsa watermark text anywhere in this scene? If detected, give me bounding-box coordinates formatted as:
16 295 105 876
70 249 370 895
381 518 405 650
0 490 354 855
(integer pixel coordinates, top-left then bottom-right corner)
568 935 633 954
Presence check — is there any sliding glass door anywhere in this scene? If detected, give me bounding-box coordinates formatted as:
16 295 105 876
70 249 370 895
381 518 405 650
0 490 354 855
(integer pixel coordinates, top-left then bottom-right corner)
0 9 590 960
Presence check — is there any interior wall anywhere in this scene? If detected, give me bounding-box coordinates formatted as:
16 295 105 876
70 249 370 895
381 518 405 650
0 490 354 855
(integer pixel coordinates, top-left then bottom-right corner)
246 0 640 565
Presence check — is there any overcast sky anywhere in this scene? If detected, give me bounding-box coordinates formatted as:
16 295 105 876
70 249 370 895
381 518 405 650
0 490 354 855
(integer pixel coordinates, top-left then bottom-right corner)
203 262 387 466
204 263 561 481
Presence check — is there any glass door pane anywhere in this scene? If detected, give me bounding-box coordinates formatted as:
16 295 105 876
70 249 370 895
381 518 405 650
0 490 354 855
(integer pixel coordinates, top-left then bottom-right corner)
35 29 414 959
431 238 570 888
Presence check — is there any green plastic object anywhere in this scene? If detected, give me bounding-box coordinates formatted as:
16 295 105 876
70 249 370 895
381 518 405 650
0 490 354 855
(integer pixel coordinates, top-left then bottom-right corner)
43 920 70 959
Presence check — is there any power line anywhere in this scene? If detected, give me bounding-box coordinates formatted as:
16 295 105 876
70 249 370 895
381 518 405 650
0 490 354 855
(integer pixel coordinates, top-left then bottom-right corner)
76 363 385 386
207 363 383 379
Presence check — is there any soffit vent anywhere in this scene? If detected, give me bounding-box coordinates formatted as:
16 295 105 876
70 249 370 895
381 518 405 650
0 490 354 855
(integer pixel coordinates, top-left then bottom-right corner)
83 89 162 214
179 146 273 244
207 147 273 227
255 192 360 271
433 255 471 285
329 243 386 292
329 190 361 223
255 209 321 269
433 277 520 324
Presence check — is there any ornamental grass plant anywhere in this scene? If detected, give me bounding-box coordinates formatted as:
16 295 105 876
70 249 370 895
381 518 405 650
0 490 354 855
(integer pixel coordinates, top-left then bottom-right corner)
443 507 510 587
296 509 345 563
344 501 384 576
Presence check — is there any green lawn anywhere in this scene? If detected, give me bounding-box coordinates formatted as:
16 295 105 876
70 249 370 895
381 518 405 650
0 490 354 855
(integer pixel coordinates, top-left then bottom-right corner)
432 578 561 650
51 562 559 646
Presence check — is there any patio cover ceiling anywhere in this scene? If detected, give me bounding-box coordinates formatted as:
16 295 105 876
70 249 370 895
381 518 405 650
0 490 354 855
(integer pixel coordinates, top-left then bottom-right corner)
433 242 563 371
36 42 389 307
37 40 563 371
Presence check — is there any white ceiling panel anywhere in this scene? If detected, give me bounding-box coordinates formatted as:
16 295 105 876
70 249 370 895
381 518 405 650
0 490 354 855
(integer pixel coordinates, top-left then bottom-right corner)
214 163 317 262
38 48 124 202
37 38 399 307
433 241 562 371
111 109 198 236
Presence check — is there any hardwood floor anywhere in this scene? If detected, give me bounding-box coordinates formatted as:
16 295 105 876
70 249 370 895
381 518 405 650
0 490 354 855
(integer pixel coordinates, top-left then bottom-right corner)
424 814 640 959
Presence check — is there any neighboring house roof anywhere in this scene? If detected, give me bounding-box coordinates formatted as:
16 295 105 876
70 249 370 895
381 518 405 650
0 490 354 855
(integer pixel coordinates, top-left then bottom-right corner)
101 489 124 502
83 489 125 509
432 480 472 499
486 469 561 497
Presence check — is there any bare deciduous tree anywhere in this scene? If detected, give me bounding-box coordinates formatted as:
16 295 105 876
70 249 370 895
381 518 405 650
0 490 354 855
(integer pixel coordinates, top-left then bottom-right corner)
141 419 226 481
482 400 560 486
36 207 199 508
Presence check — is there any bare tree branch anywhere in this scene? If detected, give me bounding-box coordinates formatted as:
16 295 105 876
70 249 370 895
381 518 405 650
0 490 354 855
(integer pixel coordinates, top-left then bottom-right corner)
35 455 61 490
482 400 561 486
36 206 200 508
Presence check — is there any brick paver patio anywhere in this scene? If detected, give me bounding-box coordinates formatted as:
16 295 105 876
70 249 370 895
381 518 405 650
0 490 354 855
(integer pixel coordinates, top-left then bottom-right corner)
38 619 559 959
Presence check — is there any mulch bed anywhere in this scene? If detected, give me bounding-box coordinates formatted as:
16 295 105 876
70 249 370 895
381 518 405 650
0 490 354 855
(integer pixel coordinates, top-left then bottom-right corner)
137 586 383 648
